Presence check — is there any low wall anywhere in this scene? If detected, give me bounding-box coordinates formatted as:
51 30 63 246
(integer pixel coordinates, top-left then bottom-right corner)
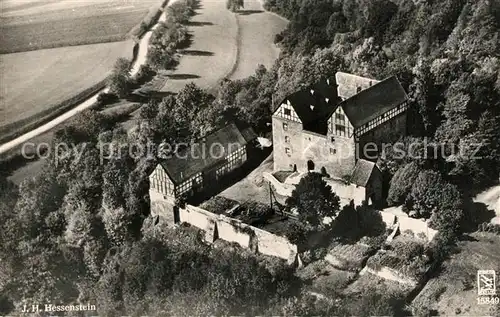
398 216 438 241
181 205 217 242
360 266 418 287
379 210 437 241
253 227 297 263
174 203 297 264
150 190 176 223
215 215 251 249
263 172 295 196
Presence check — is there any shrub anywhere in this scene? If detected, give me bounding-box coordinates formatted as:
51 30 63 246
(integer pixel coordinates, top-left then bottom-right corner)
387 162 421 206
97 92 119 106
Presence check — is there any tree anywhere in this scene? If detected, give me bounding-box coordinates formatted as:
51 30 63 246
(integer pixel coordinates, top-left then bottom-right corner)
286 172 340 228
387 161 422 206
226 0 244 12
108 58 132 98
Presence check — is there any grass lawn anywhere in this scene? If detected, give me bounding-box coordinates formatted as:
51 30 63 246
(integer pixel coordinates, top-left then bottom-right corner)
411 232 500 316
0 40 134 135
229 0 288 80
159 0 238 93
0 0 163 53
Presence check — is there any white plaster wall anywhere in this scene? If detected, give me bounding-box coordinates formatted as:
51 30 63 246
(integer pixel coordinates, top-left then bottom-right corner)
254 227 297 262
181 205 217 240
216 216 251 248
263 172 295 196
361 266 417 286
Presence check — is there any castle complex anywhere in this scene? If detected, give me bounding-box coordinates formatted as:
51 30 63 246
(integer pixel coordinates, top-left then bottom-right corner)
271 72 408 205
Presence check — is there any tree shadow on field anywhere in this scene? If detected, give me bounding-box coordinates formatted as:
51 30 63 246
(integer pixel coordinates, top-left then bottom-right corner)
238 10 264 15
180 49 214 56
186 21 213 26
176 33 194 50
167 74 201 80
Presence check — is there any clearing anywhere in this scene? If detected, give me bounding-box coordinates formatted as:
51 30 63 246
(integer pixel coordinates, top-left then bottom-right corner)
411 232 500 316
229 0 288 80
0 0 163 53
0 40 134 134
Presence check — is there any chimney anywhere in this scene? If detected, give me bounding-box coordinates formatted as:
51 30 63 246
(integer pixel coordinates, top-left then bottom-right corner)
327 78 330 85
310 89 314 95
310 105 315 111
325 98 329 103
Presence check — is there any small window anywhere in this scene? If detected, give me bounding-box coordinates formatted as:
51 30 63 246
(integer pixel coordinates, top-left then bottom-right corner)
285 136 290 143
331 137 335 143
285 147 291 155
336 125 346 136
356 86 362 93
283 122 288 130
330 148 336 155
336 113 345 122
284 108 291 116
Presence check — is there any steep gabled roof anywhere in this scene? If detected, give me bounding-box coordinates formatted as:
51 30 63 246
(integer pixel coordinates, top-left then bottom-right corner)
350 159 378 187
159 123 255 184
340 76 408 129
275 77 339 134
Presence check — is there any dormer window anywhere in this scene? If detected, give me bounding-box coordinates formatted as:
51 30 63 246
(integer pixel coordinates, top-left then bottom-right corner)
356 86 361 93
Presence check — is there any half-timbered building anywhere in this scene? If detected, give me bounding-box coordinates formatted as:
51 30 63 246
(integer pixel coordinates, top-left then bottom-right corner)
272 72 408 204
149 123 257 200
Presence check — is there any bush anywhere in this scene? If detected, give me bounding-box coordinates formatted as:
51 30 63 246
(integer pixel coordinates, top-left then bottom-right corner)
387 162 421 206
274 33 284 44
97 92 119 106
477 222 500 235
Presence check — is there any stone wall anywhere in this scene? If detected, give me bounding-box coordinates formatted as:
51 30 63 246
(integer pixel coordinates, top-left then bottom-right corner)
380 209 438 241
150 190 176 223
272 116 356 178
215 214 251 249
360 266 417 286
335 72 379 99
180 205 218 242
253 227 298 263
263 172 295 196
397 215 438 241
157 201 299 264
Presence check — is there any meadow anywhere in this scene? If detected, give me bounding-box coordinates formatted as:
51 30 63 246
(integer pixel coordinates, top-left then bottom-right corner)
158 0 238 93
229 0 288 80
0 40 134 139
0 0 164 53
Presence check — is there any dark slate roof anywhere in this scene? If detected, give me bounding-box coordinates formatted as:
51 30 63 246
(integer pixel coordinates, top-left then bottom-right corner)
277 77 339 134
340 76 408 128
240 126 257 143
159 123 255 184
350 159 377 187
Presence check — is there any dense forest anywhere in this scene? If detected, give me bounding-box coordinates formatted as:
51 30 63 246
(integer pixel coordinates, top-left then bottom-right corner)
1 0 499 315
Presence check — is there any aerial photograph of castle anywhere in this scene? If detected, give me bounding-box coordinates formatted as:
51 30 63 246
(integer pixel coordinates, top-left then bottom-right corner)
0 0 499 315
